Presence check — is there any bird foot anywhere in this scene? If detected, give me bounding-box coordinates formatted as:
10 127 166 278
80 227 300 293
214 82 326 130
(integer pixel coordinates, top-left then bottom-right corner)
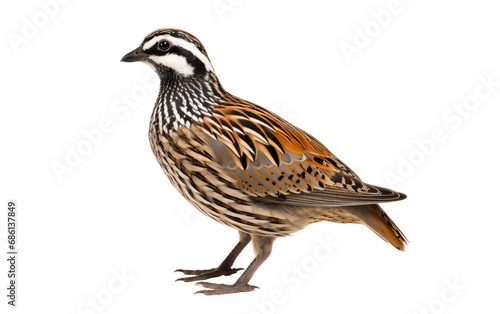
194 281 259 295
175 266 243 282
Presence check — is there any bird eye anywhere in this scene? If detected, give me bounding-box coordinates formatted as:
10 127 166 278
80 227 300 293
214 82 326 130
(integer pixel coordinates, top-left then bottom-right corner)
158 40 171 51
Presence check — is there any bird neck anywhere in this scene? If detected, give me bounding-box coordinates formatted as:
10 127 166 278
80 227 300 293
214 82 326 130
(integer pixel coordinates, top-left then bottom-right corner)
153 72 227 131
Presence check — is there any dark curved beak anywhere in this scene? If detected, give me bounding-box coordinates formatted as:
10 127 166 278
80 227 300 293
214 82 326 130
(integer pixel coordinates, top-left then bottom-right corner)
121 46 148 62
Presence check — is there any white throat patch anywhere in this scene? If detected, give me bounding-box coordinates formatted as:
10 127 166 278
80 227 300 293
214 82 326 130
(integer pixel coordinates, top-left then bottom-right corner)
149 54 195 76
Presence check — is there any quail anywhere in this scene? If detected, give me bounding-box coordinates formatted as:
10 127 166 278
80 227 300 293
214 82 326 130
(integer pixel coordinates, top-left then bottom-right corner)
121 29 408 295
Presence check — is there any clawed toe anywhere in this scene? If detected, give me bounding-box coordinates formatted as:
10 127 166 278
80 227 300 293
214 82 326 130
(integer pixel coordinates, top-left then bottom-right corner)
195 281 259 295
175 269 207 276
175 267 243 282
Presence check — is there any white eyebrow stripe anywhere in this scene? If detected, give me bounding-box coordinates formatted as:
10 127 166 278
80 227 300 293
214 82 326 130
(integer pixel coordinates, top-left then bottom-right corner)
142 34 214 73
142 35 166 50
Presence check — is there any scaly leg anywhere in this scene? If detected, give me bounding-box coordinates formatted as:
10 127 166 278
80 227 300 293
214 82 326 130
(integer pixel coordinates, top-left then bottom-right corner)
176 231 251 282
195 235 274 295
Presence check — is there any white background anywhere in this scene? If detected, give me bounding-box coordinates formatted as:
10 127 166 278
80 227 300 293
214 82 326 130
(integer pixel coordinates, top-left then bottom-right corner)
1 0 499 313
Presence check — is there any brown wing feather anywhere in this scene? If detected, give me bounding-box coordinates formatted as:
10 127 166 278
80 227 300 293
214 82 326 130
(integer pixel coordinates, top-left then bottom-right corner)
200 98 405 207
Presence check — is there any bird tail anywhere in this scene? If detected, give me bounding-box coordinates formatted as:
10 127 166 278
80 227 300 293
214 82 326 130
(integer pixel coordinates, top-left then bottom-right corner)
341 204 408 251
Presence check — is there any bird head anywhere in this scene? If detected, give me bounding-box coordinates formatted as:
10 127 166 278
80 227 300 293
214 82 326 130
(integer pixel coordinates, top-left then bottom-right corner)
121 28 214 78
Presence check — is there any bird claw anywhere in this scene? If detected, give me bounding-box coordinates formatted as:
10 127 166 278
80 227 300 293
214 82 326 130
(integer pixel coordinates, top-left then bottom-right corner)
194 281 259 295
175 267 243 282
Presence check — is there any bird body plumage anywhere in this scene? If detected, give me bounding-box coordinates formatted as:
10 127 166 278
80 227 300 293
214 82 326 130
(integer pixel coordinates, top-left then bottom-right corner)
122 28 408 295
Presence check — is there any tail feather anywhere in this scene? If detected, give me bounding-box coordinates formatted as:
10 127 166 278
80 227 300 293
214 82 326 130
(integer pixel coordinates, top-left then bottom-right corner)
342 204 408 251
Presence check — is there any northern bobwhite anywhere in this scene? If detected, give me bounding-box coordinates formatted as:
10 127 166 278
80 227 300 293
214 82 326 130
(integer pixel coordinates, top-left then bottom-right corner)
121 28 408 295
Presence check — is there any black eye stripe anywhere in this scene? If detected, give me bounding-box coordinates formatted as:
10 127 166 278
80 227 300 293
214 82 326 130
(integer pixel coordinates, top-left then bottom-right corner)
143 40 170 55
144 45 209 75
168 32 205 54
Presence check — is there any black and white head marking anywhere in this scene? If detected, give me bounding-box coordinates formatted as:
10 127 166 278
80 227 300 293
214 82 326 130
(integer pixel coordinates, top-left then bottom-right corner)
141 30 214 77
123 29 225 131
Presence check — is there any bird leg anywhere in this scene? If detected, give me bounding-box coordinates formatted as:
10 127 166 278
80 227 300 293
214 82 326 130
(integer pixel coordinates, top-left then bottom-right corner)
175 231 251 282
195 235 274 295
